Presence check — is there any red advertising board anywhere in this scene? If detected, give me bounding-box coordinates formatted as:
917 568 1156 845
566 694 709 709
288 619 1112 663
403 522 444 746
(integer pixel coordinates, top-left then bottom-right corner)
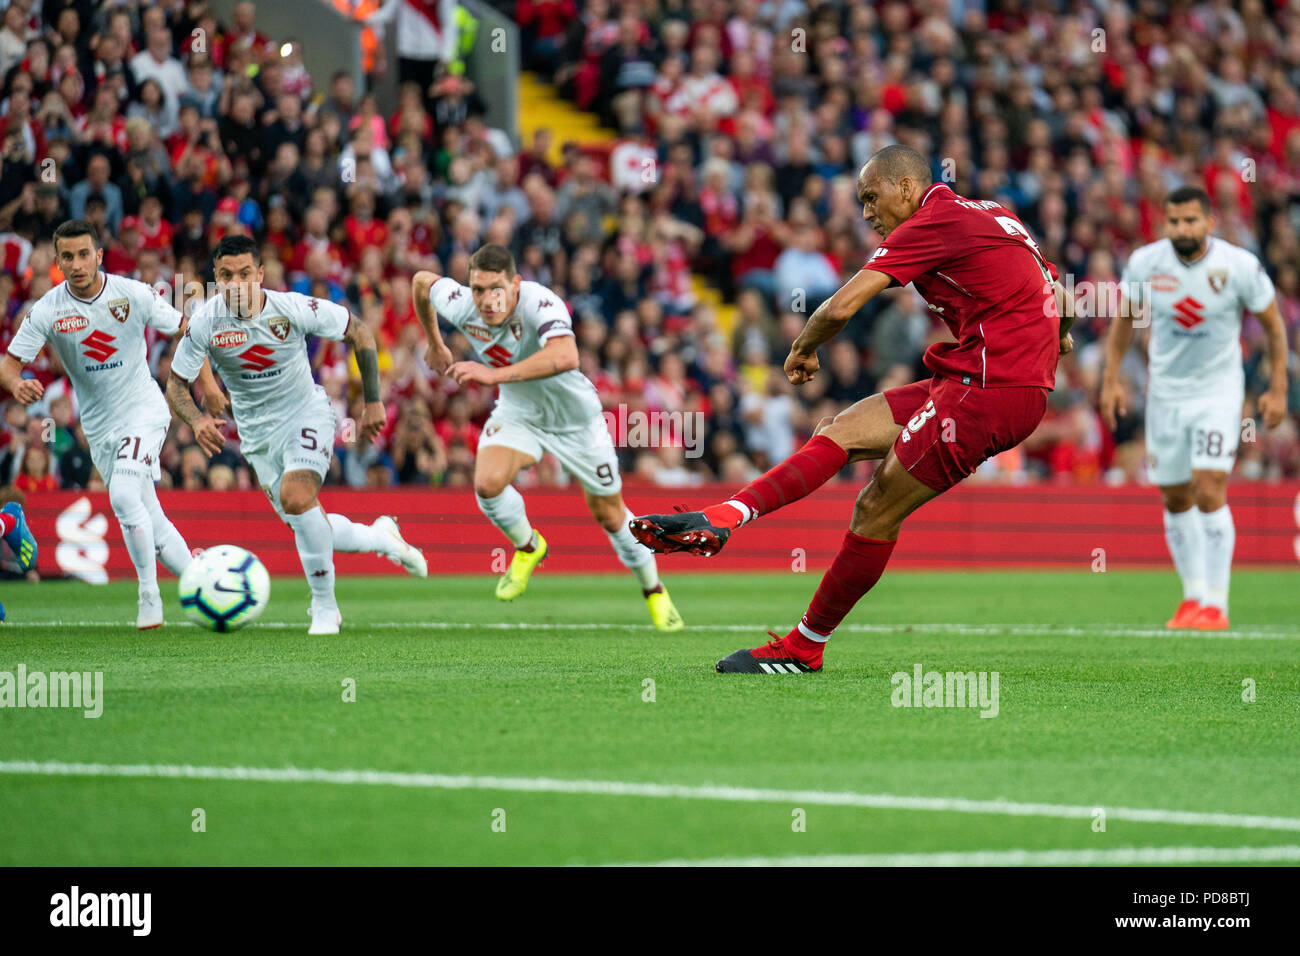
12 483 1300 581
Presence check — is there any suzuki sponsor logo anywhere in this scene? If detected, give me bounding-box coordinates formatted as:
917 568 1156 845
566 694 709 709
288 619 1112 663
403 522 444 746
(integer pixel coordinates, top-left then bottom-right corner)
238 344 276 371
1172 295 1205 330
81 330 118 363
212 329 250 349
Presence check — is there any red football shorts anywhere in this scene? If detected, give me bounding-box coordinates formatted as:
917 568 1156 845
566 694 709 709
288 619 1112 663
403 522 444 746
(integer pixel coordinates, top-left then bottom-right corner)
883 375 1049 492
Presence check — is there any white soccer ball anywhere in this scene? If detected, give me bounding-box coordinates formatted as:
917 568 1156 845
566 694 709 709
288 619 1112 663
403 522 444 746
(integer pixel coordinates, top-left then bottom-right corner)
178 545 271 632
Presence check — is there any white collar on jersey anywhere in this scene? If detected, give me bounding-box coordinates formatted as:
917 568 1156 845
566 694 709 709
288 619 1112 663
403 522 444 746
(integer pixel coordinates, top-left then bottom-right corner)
67 271 108 304
919 183 949 207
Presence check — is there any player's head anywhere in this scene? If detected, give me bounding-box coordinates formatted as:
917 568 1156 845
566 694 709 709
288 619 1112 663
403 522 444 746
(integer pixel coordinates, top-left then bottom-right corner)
52 220 103 296
467 244 521 327
858 145 933 238
1163 186 1214 259
212 234 264 319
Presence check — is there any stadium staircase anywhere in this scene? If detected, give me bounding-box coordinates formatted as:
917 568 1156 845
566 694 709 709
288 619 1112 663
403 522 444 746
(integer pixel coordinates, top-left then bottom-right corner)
517 71 738 336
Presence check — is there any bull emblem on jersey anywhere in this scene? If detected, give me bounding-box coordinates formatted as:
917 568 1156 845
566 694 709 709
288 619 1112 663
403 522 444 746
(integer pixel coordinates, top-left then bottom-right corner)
509 318 522 341
269 317 290 341
1208 270 1228 294
107 298 130 323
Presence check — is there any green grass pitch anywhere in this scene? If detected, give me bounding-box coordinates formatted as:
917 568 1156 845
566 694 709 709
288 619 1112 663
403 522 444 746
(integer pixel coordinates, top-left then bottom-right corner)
0 568 1296 865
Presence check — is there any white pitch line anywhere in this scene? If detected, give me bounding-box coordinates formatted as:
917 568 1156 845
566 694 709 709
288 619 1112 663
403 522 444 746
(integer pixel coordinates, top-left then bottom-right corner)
1 761 1298 833
2 620 1297 640
607 845 1300 867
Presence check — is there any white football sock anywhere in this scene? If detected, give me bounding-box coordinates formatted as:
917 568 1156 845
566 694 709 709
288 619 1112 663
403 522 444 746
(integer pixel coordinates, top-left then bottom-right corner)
141 478 193 575
476 486 534 549
607 508 659 591
1163 507 1205 603
327 513 397 555
286 508 336 605
110 474 158 593
1198 504 1235 614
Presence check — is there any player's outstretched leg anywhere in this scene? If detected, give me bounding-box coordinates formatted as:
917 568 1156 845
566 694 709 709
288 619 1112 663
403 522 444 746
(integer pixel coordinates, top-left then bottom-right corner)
141 480 196 577
110 474 165 629
279 472 340 635
631 395 901 556
0 501 37 572
327 513 427 577
474 445 546 600
588 492 683 631
716 453 939 674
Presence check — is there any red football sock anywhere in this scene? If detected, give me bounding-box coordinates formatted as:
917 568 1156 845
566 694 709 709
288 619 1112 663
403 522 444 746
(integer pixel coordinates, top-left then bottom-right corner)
0 512 15 536
703 435 849 529
801 531 897 637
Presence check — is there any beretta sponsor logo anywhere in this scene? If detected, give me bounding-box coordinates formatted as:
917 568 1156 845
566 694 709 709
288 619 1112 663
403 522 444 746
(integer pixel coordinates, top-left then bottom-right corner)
213 328 251 348
54 315 89 334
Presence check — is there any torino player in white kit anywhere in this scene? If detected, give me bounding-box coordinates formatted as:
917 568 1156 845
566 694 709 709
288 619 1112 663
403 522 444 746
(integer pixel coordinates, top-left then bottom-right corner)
412 244 684 630
167 235 427 635
1102 187 1290 631
0 220 223 629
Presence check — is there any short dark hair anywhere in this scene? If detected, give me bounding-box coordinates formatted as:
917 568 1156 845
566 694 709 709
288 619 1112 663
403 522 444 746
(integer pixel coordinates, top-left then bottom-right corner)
865 144 933 187
1165 186 1212 214
468 243 517 278
212 233 260 265
53 219 100 252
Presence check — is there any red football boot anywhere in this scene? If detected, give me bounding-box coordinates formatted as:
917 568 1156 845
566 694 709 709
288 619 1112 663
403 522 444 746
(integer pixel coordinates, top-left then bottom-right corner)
715 630 824 674
1165 599 1202 630
1190 606 1229 631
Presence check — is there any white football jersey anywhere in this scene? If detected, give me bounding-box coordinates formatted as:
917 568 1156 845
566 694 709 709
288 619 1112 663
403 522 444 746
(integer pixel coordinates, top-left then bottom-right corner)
429 277 602 430
172 289 349 448
1120 237 1275 400
7 272 181 445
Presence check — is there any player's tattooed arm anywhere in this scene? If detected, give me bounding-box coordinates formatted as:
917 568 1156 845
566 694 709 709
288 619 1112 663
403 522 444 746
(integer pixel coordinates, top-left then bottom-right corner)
166 371 227 458
786 268 894 385
0 354 42 404
343 314 386 440
412 270 454 375
1256 298 1290 428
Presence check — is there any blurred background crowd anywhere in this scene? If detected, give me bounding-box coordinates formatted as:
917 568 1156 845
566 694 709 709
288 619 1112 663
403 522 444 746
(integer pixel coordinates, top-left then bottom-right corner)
1 0 1298 499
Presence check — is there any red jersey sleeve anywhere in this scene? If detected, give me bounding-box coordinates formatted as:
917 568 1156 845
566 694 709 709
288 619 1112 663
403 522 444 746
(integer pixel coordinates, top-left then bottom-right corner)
862 214 950 287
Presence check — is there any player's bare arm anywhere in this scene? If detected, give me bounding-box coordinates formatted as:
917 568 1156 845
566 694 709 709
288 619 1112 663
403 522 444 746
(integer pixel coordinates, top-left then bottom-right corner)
166 369 227 458
1100 293 1138 430
343 313 386 440
449 335 578 387
1255 298 1290 428
0 353 43 404
175 317 230 417
412 270 454 375
786 269 894 385
1054 280 1075 355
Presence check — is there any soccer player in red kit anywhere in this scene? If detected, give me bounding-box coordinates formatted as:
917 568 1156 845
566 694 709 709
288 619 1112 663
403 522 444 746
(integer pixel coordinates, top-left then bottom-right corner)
630 145 1075 673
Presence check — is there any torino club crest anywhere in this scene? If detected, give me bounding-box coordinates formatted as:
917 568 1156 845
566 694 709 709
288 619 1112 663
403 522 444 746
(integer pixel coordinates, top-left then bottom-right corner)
107 299 130 323
269 317 290 341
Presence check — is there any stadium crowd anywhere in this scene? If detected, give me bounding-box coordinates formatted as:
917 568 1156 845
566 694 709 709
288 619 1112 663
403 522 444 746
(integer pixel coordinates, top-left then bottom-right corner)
1 0 1298 501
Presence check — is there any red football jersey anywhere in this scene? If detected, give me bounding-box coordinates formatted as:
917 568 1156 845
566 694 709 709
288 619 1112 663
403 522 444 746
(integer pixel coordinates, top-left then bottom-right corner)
865 183 1060 389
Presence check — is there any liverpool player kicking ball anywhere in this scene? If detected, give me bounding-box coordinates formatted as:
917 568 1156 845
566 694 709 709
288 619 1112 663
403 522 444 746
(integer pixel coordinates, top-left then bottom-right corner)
631 146 1074 673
